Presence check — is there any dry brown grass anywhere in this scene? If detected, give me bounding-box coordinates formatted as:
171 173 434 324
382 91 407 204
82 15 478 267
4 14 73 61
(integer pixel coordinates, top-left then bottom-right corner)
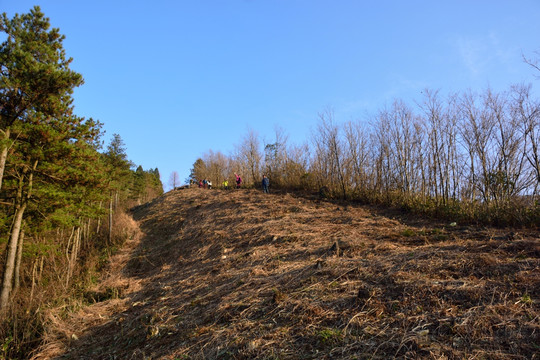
32 188 540 359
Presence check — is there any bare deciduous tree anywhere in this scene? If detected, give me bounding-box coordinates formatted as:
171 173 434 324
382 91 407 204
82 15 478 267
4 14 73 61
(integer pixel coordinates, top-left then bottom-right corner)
512 84 540 197
312 109 348 198
235 128 262 186
169 171 180 190
523 49 540 78
264 126 289 188
203 150 230 187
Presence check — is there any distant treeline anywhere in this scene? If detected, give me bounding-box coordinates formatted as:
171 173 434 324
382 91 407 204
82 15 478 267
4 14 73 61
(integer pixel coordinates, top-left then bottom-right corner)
0 6 162 358
191 86 539 226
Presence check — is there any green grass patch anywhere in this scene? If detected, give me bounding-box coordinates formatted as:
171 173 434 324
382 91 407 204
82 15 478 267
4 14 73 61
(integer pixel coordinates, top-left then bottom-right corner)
401 228 415 237
317 328 343 344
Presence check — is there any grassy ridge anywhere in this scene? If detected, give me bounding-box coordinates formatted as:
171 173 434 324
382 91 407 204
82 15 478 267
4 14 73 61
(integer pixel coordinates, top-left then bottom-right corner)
34 188 539 359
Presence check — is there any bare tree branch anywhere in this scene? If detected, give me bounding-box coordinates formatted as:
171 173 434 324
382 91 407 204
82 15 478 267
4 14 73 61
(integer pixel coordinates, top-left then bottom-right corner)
522 50 540 78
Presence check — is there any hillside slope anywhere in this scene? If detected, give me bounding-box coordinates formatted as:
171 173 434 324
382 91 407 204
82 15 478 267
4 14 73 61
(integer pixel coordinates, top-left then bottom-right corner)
34 188 539 359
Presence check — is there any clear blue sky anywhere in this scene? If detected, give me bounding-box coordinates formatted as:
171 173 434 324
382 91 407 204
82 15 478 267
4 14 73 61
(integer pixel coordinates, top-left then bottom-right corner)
2 0 539 189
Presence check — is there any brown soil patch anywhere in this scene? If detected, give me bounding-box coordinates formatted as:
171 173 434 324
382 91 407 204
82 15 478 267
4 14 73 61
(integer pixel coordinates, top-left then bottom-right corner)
33 188 540 359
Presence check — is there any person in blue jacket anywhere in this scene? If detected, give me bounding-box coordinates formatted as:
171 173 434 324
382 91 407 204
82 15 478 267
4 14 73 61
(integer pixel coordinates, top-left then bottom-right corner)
262 174 270 193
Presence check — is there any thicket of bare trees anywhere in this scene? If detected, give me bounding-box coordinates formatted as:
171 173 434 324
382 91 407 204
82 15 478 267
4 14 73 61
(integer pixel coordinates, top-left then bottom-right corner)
191 85 539 225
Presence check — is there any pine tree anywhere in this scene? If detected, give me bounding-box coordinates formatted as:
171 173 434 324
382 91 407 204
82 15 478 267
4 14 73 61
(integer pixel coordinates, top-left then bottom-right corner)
190 158 206 182
103 134 132 244
0 6 83 192
1 110 103 309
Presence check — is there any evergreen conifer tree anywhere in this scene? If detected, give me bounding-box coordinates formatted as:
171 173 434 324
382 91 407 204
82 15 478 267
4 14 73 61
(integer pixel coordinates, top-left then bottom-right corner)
0 6 83 192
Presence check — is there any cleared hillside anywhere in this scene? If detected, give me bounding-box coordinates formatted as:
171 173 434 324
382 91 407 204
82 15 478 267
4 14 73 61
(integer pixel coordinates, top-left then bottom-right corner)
34 188 539 359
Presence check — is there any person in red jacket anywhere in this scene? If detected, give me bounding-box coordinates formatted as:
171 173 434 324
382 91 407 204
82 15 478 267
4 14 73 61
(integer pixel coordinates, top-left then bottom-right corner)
235 173 242 188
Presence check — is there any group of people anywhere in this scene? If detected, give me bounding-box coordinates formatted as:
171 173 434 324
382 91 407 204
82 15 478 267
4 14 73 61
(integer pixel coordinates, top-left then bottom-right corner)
195 179 212 189
191 173 270 193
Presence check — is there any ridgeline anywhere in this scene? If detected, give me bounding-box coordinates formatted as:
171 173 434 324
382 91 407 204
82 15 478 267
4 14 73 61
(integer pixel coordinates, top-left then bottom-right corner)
34 188 539 359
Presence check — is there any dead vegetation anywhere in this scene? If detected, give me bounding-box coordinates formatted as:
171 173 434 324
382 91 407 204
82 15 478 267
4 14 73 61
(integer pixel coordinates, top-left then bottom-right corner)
33 188 539 359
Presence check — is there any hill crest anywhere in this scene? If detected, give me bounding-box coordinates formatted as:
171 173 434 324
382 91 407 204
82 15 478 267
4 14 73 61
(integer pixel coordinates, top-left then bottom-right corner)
33 188 539 359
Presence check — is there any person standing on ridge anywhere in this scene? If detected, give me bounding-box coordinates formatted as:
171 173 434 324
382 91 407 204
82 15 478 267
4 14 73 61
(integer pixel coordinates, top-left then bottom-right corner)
235 173 242 189
262 174 270 193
